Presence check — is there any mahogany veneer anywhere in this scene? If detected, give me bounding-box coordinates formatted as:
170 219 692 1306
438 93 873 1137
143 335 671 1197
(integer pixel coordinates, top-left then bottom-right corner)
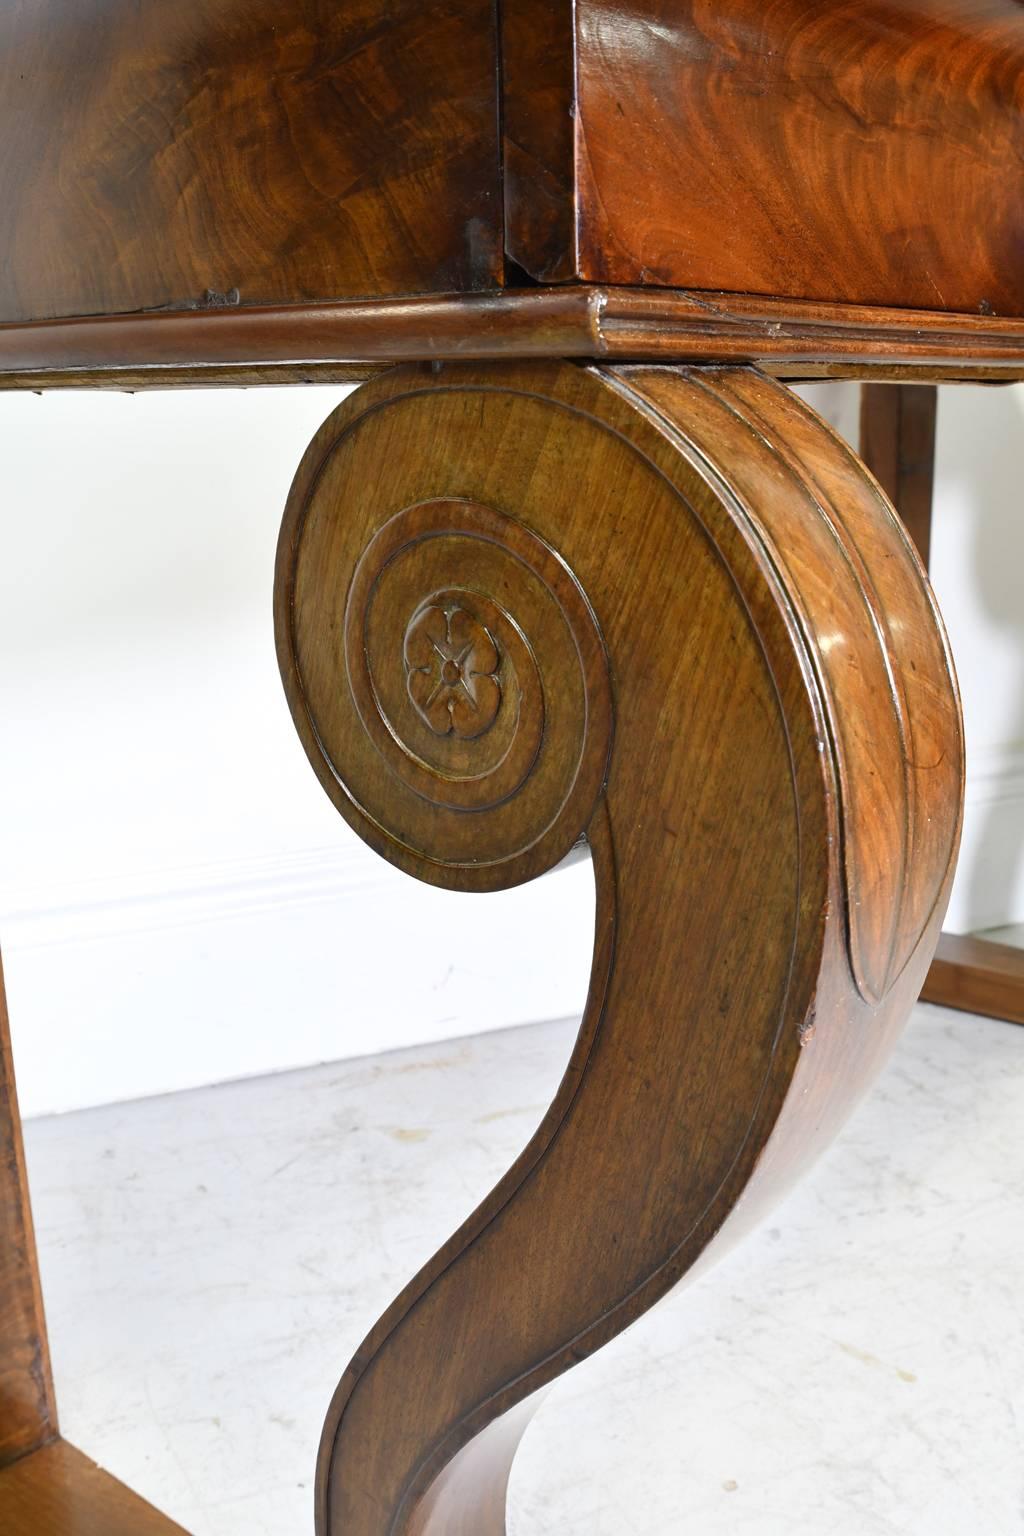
504 0 1024 314
0 0 502 324
0 0 1010 1531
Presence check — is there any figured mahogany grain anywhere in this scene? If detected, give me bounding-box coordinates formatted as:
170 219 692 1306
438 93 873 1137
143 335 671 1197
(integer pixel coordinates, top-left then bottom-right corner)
504 0 1024 314
0 0 502 324
500 2 576 282
0 951 57 1468
273 361 963 1535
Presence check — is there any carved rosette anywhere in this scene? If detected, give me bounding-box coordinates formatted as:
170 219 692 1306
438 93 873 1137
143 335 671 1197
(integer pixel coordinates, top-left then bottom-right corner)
275 480 612 891
403 602 501 739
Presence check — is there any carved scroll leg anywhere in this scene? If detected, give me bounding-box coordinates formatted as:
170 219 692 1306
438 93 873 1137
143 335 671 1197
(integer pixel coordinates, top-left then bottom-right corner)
273 362 964 1536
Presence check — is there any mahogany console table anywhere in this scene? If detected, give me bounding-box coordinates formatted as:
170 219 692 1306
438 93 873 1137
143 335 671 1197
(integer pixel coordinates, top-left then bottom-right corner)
1 2 1022 1532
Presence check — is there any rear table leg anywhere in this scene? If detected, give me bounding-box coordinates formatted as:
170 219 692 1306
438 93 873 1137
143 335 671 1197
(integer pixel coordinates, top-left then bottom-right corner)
860 380 1024 1027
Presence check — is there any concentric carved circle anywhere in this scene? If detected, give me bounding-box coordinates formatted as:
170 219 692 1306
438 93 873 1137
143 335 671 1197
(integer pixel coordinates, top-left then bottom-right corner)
278 472 612 890
342 502 555 820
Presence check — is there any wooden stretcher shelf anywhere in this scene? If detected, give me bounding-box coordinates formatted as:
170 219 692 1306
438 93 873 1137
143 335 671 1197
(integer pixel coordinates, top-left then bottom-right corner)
0 1440 190 1536
921 934 1024 1026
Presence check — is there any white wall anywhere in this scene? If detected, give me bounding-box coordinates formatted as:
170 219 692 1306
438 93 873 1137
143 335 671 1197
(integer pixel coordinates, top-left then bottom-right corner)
0 387 594 1118
928 385 1024 932
1 381 1021 1118
797 381 1024 934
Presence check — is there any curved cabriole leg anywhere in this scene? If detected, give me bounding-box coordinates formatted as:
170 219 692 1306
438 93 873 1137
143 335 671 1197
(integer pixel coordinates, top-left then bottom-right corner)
273 362 963 1536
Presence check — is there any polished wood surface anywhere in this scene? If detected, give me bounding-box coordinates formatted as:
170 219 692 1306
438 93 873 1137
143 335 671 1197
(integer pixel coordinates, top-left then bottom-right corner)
0 952 58 1469
505 0 1024 314
0 0 502 324
0 0 1000 1522
273 361 963 1534
2 0 1024 336
921 933 1024 1024
6 287 1024 392
500 0 576 282
0 1440 191 1536
860 384 939 567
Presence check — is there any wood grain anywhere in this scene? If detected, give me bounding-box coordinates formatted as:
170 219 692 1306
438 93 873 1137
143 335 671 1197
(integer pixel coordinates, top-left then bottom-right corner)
272 361 963 1534
4 0 1024 338
0 951 57 1469
500 0 576 282
5 287 1024 392
504 0 1024 314
921 933 1024 1024
0 0 502 324
0 1440 191 1536
860 384 939 566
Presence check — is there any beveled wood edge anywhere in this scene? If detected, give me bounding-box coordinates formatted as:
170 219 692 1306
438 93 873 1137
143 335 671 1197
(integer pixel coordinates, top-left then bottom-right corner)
2 287 1024 390
922 933 1024 1025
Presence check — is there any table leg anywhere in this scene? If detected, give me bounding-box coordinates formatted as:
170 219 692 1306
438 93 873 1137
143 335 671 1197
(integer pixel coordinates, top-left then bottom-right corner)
0 957 191 1532
274 361 964 1536
860 380 1024 1026
0 951 57 1469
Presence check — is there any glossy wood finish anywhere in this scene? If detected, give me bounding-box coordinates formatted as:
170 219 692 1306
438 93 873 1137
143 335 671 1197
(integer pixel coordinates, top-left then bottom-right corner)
0 1440 191 1536
921 933 1024 1024
0 0 998 1523
6 287 1024 392
2 0 1024 336
0 0 502 324
504 0 1024 314
860 384 939 567
273 361 963 1535
500 2 576 283
0 952 57 1469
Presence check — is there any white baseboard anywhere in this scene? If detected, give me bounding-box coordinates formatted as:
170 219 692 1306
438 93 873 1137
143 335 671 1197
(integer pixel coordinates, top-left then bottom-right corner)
6 733 1021 1119
3 845 390 950
944 740 1024 934
2 844 595 1120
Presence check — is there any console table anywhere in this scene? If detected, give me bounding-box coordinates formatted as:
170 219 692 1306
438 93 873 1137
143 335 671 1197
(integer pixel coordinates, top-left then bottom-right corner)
1 3 1021 1532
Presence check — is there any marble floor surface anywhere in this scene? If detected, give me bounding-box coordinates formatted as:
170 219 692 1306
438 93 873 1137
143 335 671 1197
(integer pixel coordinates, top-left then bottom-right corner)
21 1002 1024 1536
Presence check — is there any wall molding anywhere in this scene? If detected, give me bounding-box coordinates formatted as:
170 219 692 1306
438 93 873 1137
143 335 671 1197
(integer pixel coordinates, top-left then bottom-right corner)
947 738 1024 934
0 843 392 951
964 738 1024 807
2 842 594 1120
3 735 1022 1116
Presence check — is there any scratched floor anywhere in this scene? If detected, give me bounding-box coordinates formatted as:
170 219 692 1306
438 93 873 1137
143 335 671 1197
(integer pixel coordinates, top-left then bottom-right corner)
22 1001 1024 1536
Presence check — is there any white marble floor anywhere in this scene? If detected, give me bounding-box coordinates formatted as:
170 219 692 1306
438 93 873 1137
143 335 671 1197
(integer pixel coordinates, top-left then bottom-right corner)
21 1003 1024 1536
